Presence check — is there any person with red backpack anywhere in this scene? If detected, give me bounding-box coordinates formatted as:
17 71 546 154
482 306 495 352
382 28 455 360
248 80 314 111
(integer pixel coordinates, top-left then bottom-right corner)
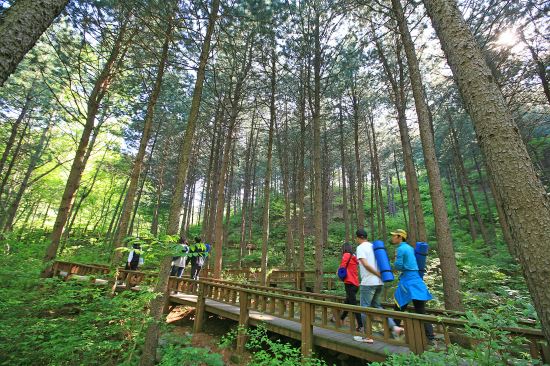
337 242 363 332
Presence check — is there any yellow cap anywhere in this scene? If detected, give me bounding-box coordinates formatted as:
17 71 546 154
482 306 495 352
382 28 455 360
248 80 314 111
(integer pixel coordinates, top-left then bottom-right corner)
390 229 407 240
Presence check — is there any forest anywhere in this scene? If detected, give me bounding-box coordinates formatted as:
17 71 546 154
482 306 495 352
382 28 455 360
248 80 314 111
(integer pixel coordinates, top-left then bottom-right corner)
0 0 549 365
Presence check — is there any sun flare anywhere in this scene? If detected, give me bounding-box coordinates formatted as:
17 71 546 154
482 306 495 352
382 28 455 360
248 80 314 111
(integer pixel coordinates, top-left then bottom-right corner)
496 29 518 47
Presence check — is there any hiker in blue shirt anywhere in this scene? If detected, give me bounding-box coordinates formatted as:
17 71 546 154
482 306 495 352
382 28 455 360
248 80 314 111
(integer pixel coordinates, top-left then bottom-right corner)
390 229 435 342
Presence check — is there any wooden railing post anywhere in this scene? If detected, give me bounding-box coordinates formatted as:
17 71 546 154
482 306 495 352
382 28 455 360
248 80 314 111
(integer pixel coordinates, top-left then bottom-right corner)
405 317 426 354
237 290 249 354
193 283 206 333
301 301 313 357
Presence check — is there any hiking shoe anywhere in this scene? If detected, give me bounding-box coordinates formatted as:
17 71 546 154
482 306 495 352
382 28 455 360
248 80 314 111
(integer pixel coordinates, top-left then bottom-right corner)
391 326 405 338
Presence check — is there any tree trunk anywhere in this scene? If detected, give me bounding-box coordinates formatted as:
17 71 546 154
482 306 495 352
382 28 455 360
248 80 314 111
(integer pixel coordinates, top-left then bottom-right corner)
449 116 493 249
392 0 464 310
338 104 351 242
422 0 550 341
373 33 426 245
150 142 167 236
213 38 254 278
203 107 223 241
239 107 256 268
297 66 306 280
486 167 515 254
351 86 365 228
368 112 386 241
63 147 106 242
393 150 408 229
63 125 102 240
312 10 324 293
260 45 276 286
275 108 295 269
106 176 129 240
166 0 219 235
139 1 219 365
446 166 460 220
519 31 550 105
42 19 130 276
0 0 69 86
3 122 50 232
112 21 171 263
0 94 31 176
0 120 29 203
41 201 51 229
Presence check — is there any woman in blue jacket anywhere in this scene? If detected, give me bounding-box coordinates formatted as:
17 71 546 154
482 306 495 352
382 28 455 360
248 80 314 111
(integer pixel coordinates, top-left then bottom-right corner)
390 229 434 341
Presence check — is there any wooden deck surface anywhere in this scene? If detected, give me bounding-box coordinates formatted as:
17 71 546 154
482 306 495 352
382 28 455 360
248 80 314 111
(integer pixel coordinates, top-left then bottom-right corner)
170 292 410 362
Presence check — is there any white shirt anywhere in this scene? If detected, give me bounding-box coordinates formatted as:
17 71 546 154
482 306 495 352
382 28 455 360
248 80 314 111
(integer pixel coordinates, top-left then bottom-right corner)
127 250 144 265
173 244 189 267
356 241 382 286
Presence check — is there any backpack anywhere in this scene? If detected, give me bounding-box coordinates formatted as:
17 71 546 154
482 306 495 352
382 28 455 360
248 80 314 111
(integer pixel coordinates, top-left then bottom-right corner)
197 255 205 267
337 254 353 281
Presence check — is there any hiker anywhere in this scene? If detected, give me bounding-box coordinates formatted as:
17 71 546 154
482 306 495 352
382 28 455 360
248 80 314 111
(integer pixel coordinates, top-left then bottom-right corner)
355 228 402 343
170 236 189 278
126 243 143 271
190 236 206 280
337 242 363 331
389 229 434 342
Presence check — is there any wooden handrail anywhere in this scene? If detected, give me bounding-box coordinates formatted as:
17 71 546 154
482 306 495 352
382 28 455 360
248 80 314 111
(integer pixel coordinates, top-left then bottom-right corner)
174 278 543 333
49 261 548 361
175 278 548 359
51 261 538 326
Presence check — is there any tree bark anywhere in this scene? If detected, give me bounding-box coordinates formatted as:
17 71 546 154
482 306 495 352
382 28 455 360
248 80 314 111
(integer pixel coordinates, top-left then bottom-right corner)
166 0 219 235
312 10 324 293
41 19 130 276
0 0 69 86
338 104 351 242
112 21 171 263
3 122 50 232
214 41 254 278
367 112 386 241
373 33 426 245
351 85 365 229
450 122 492 250
0 120 29 203
140 2 219 365
0 94 31 176
260 44 276 286
275 106 295 269
422 0 550 341
393 149 409 229
297 66 307 281
392 0 464 310
239 107 256 268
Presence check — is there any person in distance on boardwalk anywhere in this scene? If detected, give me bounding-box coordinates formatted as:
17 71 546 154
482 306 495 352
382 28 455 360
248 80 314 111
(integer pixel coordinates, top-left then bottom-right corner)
189 236 206 280
170 236 189 278
126 243 143 271
390 229 434 342
337 242 363 332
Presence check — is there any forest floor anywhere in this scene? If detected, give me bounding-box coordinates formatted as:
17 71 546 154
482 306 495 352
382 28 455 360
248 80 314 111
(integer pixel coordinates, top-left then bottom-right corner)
166 306 253 365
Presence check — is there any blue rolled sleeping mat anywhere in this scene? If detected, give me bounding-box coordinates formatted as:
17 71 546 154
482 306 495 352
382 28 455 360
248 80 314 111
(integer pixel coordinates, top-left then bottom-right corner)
372 240 395 282
415 242 429 278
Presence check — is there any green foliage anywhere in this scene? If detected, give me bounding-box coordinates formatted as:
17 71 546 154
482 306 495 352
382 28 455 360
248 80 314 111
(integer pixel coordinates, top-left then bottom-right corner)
221 324 328 366
0 234 153 366
371 307 541 366
159 344 224 366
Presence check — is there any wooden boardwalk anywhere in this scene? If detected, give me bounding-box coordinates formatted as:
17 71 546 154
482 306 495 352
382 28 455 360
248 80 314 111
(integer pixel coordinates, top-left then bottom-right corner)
51 260 550 363
170 292 409 362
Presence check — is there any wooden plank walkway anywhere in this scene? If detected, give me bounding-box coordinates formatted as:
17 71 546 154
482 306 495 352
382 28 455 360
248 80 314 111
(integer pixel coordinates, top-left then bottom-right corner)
170 292 410 362
50 261 550 363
